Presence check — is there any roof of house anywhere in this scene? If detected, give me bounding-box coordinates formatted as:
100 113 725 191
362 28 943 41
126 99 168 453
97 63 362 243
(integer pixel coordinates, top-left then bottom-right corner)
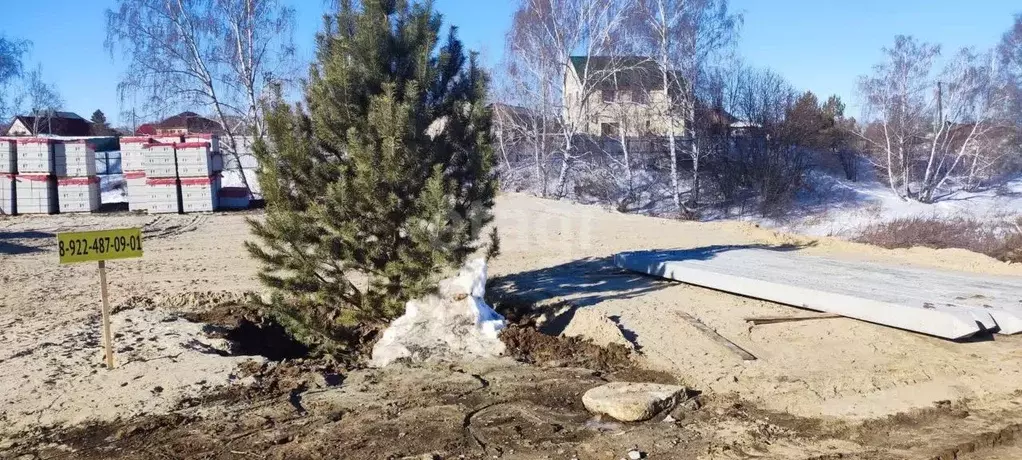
569 56 676 89
155 111 223 134
53 111 85 120
8 112 92 136
135 123 157 136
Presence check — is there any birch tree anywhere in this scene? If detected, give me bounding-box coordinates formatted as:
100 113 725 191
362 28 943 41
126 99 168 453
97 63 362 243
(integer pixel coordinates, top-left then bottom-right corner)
598 72 647 209
998 14 1022 140
506 0 631 197
105 0 296 193
857 36 939 200
24 66 64 135
859 36 1011 202
500 38 560 196
633 0 740 215
0 35 29 121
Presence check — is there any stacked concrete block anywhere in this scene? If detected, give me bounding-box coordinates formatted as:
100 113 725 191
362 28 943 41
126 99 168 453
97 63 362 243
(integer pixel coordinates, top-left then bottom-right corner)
16 138 54 175
144 178 177 213
174 142 219 177
143 141 221 214
142 142 181 178
0 173 14 214
15 174 57 214
142 142 179 213
120 137 150 172
125 171 148 211
54 140 100 213
145 175 220 213
55 140 98 177
57 176 101 213
0 139 15 174
156 135 184 145
179 175 220 212
0 139 16 213
121 137 151 211
12 139 56 214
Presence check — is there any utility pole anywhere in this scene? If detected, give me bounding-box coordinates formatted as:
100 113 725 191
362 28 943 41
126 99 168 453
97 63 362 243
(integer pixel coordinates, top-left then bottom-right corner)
936 81 943 126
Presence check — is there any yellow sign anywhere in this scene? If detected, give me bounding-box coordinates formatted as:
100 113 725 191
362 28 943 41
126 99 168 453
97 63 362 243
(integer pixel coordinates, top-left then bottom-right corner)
57 228 144 264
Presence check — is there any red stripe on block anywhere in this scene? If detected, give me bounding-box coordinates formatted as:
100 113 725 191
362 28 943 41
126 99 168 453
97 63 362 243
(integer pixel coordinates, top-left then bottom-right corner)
18 174 51 182
146 178 212 185
120 137 152 143
146 176 216 186
175 142 211 149
17 138 51 145
57 176 99 185
143 142 177 148
124 171 146 179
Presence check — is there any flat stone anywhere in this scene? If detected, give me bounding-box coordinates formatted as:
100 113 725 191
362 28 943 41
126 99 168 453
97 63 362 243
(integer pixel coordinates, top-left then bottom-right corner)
582 382 687 422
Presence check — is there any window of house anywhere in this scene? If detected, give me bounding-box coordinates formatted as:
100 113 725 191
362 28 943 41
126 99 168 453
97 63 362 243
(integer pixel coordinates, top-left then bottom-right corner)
602 89 616 103
633 89 649 104
601 122 620 138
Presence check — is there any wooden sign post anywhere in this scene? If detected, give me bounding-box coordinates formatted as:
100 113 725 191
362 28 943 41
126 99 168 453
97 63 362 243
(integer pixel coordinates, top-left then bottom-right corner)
57 227 144 369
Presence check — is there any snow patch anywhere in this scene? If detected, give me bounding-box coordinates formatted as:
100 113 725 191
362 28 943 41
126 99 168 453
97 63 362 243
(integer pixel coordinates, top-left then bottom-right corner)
370 258 506 367
764 171 1022 237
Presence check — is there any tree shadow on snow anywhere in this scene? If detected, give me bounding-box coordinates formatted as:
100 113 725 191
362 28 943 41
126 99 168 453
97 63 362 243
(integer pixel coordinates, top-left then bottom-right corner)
0 230 53 255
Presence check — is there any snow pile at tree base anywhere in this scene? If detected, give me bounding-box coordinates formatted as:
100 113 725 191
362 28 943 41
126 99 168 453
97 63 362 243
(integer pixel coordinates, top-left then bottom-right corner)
370 258 506 367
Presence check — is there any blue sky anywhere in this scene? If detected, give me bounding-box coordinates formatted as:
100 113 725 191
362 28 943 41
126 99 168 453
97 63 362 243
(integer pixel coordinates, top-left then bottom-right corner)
0 0 1018 125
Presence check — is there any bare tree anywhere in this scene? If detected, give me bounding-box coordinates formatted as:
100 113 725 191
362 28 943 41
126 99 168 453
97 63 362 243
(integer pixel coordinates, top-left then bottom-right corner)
105 0 296 193
498 43 560 196
857 36 940 200
211 0 296 140
858 36 1012 202
633 0 740 215
24 66 64 135
998 14 1022 148
506 0 632 197
596 72 648 209
0 35 29 121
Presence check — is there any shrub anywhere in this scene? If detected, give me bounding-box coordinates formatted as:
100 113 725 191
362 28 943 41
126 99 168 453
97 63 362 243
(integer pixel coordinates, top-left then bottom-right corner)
854 216 1022 263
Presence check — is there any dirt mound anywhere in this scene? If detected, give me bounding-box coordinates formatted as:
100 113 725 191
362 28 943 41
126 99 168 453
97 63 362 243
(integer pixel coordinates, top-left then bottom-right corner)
181 300 310 361
499 325 677 385
500 324 632 370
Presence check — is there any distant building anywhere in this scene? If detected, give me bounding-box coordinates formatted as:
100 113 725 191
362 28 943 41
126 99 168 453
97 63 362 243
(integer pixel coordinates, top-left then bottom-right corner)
145 111 224 136
134 123 157 136
5 111 92 136
563 56 691 139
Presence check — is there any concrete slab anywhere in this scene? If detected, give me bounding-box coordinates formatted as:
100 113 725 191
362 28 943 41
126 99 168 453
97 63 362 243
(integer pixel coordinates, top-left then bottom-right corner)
931 305 997 332
614 247 1022 340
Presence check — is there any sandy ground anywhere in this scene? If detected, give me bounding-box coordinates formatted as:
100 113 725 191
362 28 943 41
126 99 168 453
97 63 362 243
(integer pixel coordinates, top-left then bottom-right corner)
0 213 265 440
487 193 1022 421
3 194 1022 457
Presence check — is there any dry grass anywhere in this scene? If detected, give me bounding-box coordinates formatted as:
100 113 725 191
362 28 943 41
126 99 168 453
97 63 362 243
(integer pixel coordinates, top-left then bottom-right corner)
855 216 1022 263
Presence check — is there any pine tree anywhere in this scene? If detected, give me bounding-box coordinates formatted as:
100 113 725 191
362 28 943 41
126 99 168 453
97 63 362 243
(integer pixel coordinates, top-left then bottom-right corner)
91 109 112 136
246 0 498 352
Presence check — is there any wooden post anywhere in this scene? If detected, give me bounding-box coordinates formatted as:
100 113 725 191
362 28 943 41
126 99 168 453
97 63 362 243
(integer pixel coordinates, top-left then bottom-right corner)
98 260 115 369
